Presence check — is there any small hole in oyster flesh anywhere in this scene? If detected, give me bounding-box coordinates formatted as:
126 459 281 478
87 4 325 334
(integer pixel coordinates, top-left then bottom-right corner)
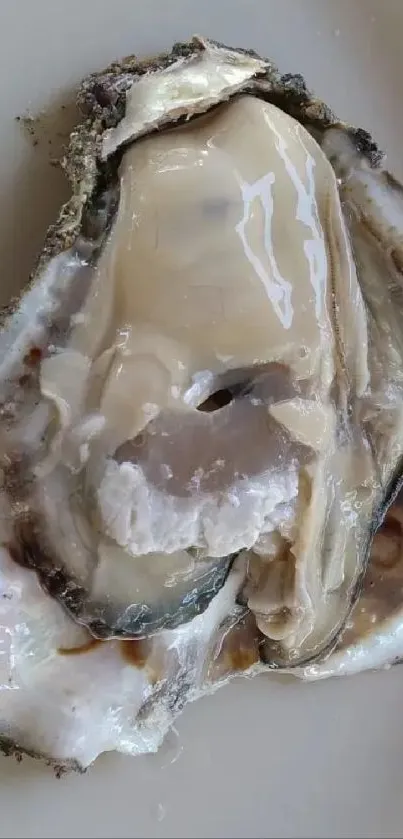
197 388 234 412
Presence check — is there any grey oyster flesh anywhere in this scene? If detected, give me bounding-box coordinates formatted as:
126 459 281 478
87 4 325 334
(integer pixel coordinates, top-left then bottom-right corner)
2 39 403 665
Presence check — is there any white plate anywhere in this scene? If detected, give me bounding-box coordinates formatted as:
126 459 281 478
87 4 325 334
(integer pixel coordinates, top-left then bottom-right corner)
2 2 403 836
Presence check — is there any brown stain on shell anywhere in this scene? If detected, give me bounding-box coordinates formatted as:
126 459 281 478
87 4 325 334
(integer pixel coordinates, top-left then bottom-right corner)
58 638 103 656
119 639 151 667
23 346 42 367
208 611 260 682
57 637 152 670
371 515 403 570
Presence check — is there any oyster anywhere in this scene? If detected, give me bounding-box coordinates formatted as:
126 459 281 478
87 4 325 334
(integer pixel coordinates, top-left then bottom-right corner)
2 35 403 694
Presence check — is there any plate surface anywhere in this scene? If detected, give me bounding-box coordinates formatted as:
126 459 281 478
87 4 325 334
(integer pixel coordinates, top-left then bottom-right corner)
2 2 403 837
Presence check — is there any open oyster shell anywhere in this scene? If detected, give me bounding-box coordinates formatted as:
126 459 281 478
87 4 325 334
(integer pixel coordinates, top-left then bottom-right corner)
1 34 403 718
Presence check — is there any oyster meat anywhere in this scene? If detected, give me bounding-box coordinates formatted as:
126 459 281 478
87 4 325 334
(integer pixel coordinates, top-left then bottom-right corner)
1 36 403 768
300 490 403 680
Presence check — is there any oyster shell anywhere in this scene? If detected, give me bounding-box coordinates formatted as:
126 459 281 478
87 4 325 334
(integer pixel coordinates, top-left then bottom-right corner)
0 520 245 770
2 36 403 689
